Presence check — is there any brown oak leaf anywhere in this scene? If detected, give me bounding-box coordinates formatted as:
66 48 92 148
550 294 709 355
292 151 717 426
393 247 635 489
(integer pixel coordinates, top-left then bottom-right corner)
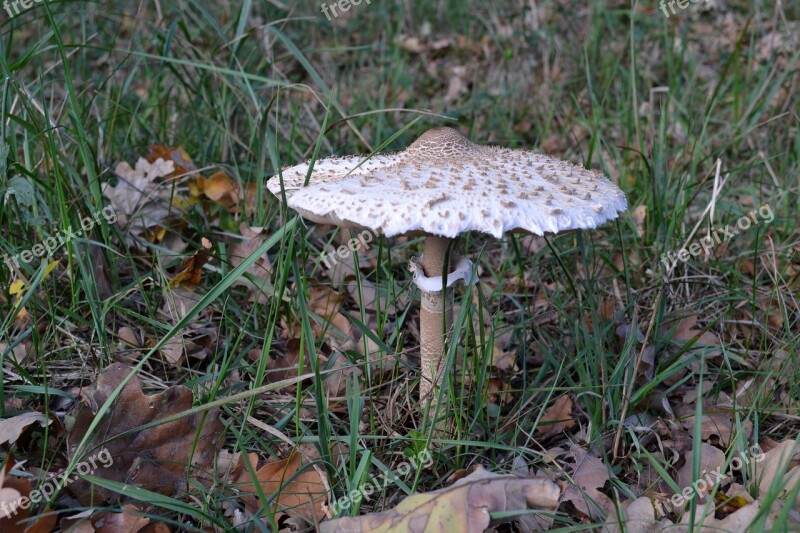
66 363 224 505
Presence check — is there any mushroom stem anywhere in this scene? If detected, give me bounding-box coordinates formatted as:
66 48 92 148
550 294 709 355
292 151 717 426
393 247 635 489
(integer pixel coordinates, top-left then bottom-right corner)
419 235 455 407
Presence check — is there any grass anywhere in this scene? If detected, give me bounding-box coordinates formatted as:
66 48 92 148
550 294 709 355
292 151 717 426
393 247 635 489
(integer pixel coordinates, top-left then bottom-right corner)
0 0 798 530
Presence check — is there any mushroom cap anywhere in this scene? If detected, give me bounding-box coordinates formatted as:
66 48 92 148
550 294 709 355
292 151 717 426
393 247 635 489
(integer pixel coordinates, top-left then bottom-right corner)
268 127 627 239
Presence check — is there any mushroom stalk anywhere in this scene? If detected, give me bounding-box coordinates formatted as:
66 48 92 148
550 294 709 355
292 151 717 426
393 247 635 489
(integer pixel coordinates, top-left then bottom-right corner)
419 235 454 405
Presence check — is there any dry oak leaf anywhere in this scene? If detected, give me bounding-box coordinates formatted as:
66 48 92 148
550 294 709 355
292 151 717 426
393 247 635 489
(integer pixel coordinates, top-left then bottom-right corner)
216 449 260 484
228 224 274 303
260 338 311 388
753 439 800 510
490 346 516 373
662 314 722 358
0 454 58 533
66 363 224 505
234 451 328 524
103 157 178 237
145 145 195 180
194 170 243 209
561 446 614 520
679 410 752 448
169 240 212 288
675 442 726 498
157 285 214 366
534 395 576 438
0 412 49 446
602 496 674 532
320 466 561 533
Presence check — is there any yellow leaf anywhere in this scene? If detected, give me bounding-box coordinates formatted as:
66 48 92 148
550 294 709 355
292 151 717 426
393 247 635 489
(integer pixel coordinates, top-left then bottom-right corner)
8 280 24 296
9 260 58 320
198 170 238 202
43 259 59 278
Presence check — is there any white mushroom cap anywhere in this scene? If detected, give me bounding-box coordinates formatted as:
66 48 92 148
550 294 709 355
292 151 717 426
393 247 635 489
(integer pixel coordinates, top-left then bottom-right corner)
268 127 627 239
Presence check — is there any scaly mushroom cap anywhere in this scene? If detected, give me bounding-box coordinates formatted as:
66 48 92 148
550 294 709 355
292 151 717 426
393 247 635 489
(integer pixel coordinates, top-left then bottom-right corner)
268 127 627 238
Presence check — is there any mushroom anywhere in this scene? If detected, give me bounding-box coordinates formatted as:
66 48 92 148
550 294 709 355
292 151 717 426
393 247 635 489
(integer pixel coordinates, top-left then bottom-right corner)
268 127 627 413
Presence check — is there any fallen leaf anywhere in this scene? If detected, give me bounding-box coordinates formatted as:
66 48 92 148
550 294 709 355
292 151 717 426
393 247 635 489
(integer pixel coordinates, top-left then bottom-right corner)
235 451 328 524
103 157 180 239
260 338 311 388
662 314 722 358
5 176 35 208
356 334 394 375
308 284 346 322
229 224 274 303
0 454 59 533
195 170 241 208
308 284 357 353
445 65 469 104
66 363 224 505
320 465 560 533
677 501 770 532
490 347 516 372
8 260 59 321
91 504 150 533
157 285 212 366
639 346 657 381
756 294 784 329
632 205 647 239
59 510 95 533
487 377 512 406
216 449 260 484
603 496 674 532
534 395 576 438
753 439 800 510
0 412 49 446
117 327 140 347
169 245 211 288
321 350 361 398
344 279 391 318
561 446 614 520
679 411 751 448
675 442 726 499
0 340 31 366
146 145 195 178
80 243 113 299
713 484 752 515
393 34 452 54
